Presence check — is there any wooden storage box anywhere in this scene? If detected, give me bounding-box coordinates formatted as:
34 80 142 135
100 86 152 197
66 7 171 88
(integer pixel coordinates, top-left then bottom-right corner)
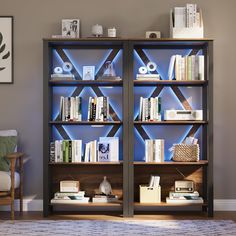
170 10 204 39
139 185 161 203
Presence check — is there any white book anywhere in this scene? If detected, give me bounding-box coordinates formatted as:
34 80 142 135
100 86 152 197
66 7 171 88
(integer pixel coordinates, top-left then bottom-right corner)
175 55 181 80
198 55 204 80
186 4 194 28
139 97 143 121
150 97 154 121
142 98 146 121
91 140 97 162
191 55 195 82
99 137 119 162
169 191 199 198
74 140 82 162
59 140 63 162
60 97 64 121
168 55 176 80
174 7 186 28
166 196 203 204
137 74 160 78
148 176 154 187
153 176 160 187
51 197 90 204
70 97 75 121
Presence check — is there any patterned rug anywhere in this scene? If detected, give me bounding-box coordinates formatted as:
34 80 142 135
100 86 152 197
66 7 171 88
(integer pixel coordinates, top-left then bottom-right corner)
0 220 236 236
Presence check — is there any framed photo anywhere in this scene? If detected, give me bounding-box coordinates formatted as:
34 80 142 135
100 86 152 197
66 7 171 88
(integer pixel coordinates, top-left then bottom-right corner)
62 19 80 38
83 66 95 80
0 16 13 84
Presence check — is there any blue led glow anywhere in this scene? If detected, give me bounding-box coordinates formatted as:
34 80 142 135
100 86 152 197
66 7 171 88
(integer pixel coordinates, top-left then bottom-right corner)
95 49 113 74
63 49 83 77
54 50 65 65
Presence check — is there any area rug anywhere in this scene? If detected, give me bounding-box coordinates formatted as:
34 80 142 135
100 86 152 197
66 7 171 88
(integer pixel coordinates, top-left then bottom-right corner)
0 220 236 236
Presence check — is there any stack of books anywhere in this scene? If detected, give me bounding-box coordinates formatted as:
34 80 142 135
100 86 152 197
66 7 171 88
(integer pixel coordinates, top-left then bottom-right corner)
59 96 82 121
166 191 203 204
88 96 109 122
92 194 119 203
139 97 161 121
50 140 82 163
51 191 90 204
145 139 164 162
136 74 160 81
51 74 75 80
168 55 204 81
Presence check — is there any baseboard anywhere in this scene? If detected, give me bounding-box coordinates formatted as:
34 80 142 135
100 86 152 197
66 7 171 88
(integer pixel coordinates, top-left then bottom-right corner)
0 199 43 211
1 199 236 211
214 199 236 211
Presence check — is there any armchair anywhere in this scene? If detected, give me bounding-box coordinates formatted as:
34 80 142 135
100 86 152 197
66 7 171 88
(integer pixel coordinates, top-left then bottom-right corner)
0 130 24 220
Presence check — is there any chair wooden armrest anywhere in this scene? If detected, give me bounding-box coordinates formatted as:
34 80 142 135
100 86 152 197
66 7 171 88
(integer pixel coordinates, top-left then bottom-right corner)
5 152 24 160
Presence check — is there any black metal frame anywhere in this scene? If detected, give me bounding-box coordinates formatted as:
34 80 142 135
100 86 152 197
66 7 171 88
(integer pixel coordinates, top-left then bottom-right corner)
43 38 213 217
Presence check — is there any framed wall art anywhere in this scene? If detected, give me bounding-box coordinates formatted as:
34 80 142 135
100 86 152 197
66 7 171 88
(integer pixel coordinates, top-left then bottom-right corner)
0 16 13 84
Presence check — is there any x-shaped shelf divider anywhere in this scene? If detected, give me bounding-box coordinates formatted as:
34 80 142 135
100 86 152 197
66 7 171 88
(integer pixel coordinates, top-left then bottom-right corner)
134 48 202 141
53 48 122 139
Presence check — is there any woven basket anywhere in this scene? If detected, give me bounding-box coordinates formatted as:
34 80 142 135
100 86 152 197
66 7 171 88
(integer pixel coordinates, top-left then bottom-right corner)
172 144 199 162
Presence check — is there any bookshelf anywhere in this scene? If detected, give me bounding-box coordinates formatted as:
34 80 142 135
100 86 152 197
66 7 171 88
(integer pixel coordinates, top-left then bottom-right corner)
43 38 213 217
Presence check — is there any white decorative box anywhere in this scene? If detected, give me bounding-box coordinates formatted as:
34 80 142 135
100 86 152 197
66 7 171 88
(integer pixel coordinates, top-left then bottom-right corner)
170 10 204 39
139 185 161 203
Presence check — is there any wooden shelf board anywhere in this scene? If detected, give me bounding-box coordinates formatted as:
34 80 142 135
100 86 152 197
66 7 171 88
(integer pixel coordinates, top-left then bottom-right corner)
49 121 122 125
49 80 123 87
133 160 208 165
134 80 207 86
134 121 207 125
134 201 207 207
50 201 122 207
49 161 123 165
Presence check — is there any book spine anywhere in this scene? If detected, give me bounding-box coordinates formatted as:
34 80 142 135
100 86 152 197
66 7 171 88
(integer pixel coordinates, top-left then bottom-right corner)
199 55 204 80
65 140 69 163
139 97 143 121
103 96 107 121
150 97 154 121
106 96 109 120
191 55 195 81
70 97 74 121
50 142 55 162
187 56 192 80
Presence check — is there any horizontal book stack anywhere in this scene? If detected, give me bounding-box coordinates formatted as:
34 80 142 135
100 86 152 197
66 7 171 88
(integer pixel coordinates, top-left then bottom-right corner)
50 140 82 163
139 97 161 121
168 55 204 81
92 194 119 203
88 96 109 122
166 191 203 204
84 137 119 163
145 139 164 162
136 74 160 81
59 96 82 121
51 191 90 204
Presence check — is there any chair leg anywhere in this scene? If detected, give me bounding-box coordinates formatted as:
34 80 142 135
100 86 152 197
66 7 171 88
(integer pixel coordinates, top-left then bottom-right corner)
10 159 16 221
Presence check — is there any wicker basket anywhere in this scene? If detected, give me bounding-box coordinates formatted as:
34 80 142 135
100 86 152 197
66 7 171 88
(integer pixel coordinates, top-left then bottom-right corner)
172 144 199 162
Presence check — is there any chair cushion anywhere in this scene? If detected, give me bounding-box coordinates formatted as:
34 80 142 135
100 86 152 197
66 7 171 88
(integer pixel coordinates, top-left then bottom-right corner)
0 136 17 171
0 171 20 191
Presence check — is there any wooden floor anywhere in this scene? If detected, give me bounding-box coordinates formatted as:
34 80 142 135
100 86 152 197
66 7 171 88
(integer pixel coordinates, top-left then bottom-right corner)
0 211 236 221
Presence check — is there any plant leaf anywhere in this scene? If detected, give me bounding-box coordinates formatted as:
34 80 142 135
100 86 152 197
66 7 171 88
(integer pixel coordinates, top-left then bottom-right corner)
0 67 6 71
2 51 10 59
0 33 2 46
0 44 6 53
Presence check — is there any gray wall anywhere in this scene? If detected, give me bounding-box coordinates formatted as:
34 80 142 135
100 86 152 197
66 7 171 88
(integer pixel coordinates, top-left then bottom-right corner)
0 0 235 200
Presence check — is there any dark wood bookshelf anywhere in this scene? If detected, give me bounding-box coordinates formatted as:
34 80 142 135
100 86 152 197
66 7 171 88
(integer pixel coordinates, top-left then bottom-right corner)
133 160 208 165
44 38 213 218
49 79 123 87
50 201 123 207
134 201 208 207
134 80 208 87
49 121 122 125
134 121 208 125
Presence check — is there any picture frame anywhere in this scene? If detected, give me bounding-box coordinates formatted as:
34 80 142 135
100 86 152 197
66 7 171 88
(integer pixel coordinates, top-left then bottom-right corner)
0 16 13 84
83 66 95 80
62 19 80 38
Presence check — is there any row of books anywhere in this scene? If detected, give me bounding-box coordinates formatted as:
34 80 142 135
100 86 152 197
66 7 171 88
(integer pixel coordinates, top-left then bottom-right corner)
84 137 119 162
59 96 82 121
139 97 161 122
168 55 204 81
166 191 203 204
174 4 201 28
50 137 119 163
51 191 119 204
145 139 165 162
88 96 109 122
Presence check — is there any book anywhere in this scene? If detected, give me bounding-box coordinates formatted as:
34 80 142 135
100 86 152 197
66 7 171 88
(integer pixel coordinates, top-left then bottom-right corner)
166 196 203 204
99 137 119 162
51 197 90 204
174 7 186 28
98 142 110 162
169 191 199 198
92 195 118 203
54 191 85 198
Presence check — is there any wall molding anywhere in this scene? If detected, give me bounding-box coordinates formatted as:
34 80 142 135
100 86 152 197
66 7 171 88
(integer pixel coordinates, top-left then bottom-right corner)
1 199 236 211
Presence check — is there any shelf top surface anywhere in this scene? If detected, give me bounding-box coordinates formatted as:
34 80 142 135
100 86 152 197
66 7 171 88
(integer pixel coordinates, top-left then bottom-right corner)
133 160 208 165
